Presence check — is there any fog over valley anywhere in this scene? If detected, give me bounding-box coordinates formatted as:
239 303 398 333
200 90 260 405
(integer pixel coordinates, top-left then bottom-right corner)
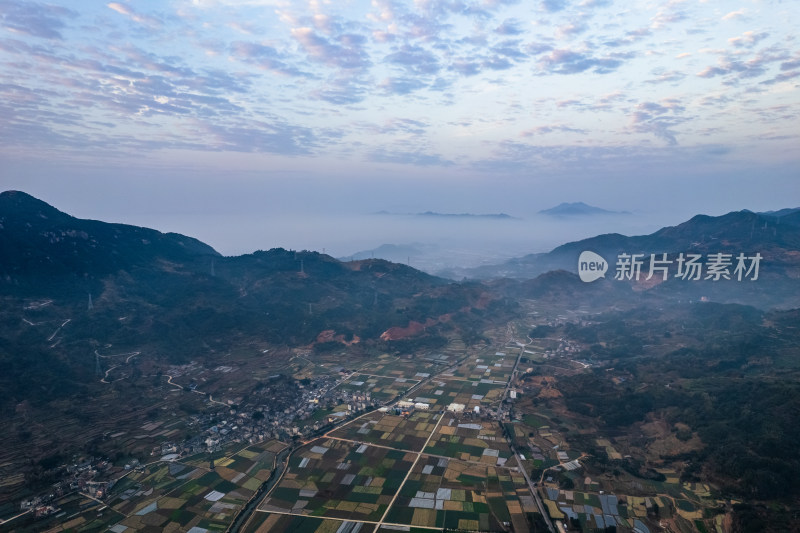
126 210 669 271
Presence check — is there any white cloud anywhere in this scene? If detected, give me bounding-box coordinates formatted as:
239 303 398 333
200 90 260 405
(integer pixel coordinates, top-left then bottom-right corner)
728 30 769 48
189 0 283 7
722 9 745 21
107 2 161 27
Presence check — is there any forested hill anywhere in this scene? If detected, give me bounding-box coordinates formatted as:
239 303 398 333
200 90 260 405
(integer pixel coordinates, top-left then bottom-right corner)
0 190 218 292
452 209 800 309
0 191 513 409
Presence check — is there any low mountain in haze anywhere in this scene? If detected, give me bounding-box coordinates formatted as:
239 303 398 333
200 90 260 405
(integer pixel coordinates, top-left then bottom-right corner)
416 211 515 219
539 201 629 216
758 206 800 217
456 209 800 309
375 210 515 219
758 206 800 227
337 243 437 263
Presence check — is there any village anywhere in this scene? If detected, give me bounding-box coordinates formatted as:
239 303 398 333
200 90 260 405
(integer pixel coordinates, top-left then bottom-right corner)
4 323 723 533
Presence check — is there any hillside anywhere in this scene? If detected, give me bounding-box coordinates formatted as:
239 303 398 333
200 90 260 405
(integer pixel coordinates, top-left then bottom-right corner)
1 246 499 413
0 192 515 505
455 209 800 309
0 192 510 396
0 191 219 296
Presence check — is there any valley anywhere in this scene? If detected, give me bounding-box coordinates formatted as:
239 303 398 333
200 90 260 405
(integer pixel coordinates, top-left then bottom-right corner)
8 299 793 533
1 193 798 532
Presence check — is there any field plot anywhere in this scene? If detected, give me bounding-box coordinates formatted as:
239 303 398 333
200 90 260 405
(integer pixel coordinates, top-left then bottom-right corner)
244 512 378 533
110 468 245 531
353 355 442 381
424 415 513 466
109 463 205 518
11 493 126 532
288 352 344 381
540 483 714 532
338 373 420 403
382 455 533 532
103 440 285 532
542 487 632 530
440 352 516 383
411 378 505 410
329 411 438 452
259 438 416 522
418 350 463 367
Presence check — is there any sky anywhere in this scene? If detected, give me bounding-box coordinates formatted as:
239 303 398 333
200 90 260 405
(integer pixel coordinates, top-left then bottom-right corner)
0 0 798 258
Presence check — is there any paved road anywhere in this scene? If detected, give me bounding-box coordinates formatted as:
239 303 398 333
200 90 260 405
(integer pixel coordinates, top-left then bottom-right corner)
226 334 550 533
502 326 555 532
47 318 70 341
495 330 528 422
375 411 446 528
514 452 555 533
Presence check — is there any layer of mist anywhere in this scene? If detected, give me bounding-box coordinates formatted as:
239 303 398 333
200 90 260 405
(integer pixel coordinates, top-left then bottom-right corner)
130 211 678 274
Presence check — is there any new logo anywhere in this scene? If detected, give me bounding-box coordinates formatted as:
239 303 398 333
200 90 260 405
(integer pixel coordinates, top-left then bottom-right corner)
578 251 608 283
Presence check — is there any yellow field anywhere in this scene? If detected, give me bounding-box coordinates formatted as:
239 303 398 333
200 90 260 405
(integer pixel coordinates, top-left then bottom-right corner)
264 440 287 453
335 501 359 512
677 508 703 520
237 449 260 459
243 477 262 491
444 500 462 511
545 500 564 519
458 519 480 530
412 507 437 527
158 497 185 509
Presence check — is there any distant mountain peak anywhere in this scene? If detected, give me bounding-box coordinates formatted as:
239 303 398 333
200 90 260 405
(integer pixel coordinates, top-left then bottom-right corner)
373 210 515 219
539 202 629 216
416 211 515 219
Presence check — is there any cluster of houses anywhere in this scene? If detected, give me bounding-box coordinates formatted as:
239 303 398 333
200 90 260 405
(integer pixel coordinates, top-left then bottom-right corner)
173 373 388 454
16 367 414 516
19 457 113 513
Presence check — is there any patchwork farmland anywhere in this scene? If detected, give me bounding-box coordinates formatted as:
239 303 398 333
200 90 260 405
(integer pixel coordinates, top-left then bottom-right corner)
242 336 543 533
18 326 720 532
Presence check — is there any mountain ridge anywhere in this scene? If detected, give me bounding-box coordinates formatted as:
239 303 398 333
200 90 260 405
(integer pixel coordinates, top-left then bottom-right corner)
446 209 800 309
539 201 630 216
0 190 219 296
374 210 515 219
0 191 512 408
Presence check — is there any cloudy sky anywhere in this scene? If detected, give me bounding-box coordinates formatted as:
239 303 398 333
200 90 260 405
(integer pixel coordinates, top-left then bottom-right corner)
0 0 798 256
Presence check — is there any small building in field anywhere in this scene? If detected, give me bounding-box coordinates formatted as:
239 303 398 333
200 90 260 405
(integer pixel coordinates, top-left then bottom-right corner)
447 403 465 413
